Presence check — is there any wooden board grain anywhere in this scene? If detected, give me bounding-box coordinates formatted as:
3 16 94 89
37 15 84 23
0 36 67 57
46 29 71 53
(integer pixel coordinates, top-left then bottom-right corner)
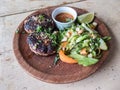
13 6 112 83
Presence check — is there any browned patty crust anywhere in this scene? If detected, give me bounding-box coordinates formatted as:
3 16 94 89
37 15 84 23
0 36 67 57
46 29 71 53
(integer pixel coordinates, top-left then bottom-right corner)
24 14 54 33
27 31 58 56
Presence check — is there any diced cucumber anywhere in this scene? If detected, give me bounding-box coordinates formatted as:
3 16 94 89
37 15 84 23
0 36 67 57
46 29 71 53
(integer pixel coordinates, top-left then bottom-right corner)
99 38 108 50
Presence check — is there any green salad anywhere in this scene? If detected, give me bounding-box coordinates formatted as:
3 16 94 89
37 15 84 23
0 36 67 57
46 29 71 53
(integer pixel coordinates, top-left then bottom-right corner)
57 13 111 66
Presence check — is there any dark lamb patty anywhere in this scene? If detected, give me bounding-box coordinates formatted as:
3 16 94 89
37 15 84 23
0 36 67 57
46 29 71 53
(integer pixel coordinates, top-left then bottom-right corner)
24 13 58 56
27 31 58 56
24 14 54 33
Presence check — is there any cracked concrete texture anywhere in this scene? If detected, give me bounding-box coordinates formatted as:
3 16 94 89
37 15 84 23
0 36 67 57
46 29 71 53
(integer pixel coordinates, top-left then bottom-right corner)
0 0 82 17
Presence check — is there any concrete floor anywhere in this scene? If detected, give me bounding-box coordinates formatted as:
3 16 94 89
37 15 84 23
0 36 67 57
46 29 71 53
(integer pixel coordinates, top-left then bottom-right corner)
0 0 120 90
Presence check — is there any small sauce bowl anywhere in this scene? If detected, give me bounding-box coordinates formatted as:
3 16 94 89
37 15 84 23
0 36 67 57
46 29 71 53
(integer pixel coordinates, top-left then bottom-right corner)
52 7 77 30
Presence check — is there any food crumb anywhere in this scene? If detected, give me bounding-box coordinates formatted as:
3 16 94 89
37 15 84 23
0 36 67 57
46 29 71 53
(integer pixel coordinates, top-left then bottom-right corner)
98 86 101 89
63 1 67 4
16 29 19 34
96 86 101 90
6 58 11 61
111 68 114 71
113 78 115 80
49 65 52 68
22 87 27 90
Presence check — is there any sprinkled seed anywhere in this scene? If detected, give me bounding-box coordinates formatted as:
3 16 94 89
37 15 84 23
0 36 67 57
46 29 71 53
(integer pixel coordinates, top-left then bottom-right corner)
78 30 83 34
93 22 97 26
33 44 37 50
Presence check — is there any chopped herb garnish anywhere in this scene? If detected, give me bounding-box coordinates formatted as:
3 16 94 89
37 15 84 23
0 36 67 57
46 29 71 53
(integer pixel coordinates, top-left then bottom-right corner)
66 18 73 22
102 36 111 41
50 33 58 46
47 19 51 22
21 31 26 34
39 15 45 21
48 27 52 32
16 29 19 34
52 41 57 46
36 26 42 33
54 54 59 65
44 29 47 33
50 34 57 40
38 40 42 43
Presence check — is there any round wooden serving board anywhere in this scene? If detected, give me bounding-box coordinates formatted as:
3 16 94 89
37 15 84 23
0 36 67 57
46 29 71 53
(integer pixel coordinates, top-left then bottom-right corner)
13 6 112 83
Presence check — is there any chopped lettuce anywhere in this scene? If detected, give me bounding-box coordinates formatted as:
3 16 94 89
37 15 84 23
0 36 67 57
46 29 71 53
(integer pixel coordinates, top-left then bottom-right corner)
69 51 98 66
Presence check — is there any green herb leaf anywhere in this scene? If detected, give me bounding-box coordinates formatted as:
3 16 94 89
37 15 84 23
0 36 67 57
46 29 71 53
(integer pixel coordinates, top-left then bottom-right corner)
38 40 42 43
36 26 42 33
21 31 26 34
16 29 19 34
39 15 45 21
48 27 52 33
54 54 59 65
102 36 111 41
66 18 73 22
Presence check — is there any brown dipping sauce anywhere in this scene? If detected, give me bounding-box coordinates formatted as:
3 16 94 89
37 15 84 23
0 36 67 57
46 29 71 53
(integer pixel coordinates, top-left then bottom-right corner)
55 13 74 23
